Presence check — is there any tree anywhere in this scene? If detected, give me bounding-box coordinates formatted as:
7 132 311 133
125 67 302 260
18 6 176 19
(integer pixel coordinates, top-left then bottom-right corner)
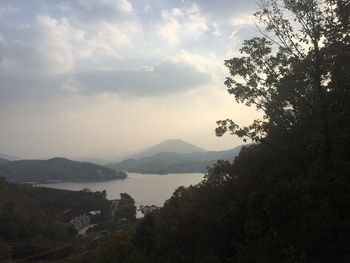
115 193 136 221
216 0 349 166
81 187 91 193
92 2 350 262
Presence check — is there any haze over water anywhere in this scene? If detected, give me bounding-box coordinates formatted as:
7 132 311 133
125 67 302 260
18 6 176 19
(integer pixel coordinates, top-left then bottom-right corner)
41 173 204 206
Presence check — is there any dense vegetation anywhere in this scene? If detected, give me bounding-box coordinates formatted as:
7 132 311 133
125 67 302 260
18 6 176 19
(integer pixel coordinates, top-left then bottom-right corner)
0 178 75 261
87 0 350 262
0 157 127 183
0 178 136 261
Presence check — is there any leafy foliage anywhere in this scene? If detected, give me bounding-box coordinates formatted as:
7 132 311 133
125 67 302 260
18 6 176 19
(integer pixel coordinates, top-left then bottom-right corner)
0 178 134 261
91 1 350 262
0 178 76 260
216 0 350 164
115 193 137 221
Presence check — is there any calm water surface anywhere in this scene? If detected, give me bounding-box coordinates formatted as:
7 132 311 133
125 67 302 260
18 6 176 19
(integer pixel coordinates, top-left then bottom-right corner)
41 173 204 206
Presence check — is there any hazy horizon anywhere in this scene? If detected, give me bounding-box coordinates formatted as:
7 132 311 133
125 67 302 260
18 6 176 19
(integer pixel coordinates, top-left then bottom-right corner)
0 0 261 160
1 138 247 162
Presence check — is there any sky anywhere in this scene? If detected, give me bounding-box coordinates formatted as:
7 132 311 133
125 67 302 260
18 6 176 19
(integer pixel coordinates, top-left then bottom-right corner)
0 0 262 160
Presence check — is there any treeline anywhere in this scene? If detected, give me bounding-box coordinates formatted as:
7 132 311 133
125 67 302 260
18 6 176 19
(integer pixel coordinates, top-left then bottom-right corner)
85 0 350 262
0 157 127 183
0 179 136 261
85 142 350 262
0 178 76 260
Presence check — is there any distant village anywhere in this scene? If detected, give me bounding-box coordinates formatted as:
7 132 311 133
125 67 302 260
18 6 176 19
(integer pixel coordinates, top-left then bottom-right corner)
70 201 160 238
138 205 160 215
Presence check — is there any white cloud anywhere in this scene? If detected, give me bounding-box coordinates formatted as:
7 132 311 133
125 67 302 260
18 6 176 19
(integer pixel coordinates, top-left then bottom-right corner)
0 0 260 158
144 4 151 13
157 4 209 45
35 15 83 74
0 15 82 77
168 50 221 78
185 4 209 32
75 21 131 60
115 0 133 13
158 8 182 44
183 0 254 18
212 22 222 37
229 14 254 26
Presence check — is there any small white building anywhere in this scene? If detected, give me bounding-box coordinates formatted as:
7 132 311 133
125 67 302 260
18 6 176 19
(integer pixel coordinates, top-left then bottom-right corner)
89 210 102 216
139 205 159 215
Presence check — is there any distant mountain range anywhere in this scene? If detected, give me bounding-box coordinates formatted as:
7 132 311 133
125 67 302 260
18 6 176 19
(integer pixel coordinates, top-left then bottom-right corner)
0 157 127 183
0 139 246 179
123 139 206 160
108 139 244 174
0 153 21 161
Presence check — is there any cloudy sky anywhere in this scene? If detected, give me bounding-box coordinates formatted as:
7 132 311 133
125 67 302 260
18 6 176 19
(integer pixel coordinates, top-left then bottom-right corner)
0 0 261 160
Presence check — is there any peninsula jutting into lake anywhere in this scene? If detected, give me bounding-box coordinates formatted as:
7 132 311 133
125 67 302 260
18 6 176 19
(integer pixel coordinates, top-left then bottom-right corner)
0 157 127 183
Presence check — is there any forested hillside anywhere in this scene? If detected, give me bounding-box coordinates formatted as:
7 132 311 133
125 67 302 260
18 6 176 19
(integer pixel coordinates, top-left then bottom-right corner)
0 178 136 261
83 1 350 262
0 157 127 183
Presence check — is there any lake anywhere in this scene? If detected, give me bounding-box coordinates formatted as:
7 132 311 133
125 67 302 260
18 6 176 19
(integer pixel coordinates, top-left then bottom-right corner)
40 172 204 207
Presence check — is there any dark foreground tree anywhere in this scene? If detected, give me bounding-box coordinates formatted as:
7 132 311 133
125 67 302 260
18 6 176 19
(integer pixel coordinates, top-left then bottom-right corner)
115 193 136 221
216 0 350 166
87 1 350 262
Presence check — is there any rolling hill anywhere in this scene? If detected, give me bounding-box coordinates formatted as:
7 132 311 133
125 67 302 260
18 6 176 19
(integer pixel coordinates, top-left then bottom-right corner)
0 157 127 183
0 153 21 161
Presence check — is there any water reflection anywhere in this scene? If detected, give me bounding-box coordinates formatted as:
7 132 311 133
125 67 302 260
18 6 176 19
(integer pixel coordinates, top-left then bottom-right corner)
40 172 204 207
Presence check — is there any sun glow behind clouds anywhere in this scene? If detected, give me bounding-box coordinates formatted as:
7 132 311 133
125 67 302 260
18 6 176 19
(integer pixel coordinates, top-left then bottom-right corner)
0 0 259 159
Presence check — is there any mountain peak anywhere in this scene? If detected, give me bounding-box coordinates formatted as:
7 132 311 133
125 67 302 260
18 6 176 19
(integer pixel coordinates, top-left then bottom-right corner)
144 139 205 153
123 139 206 160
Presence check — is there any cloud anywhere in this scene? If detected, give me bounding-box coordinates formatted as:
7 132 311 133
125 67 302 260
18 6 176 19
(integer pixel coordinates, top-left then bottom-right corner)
0 0 214 105
55 0 134 23
0 57 211 106
0 5 20 18
157 3 209 45
229 14 255 26
35 15 81 74
180 0 256 44
184 0 255 18
74 60 211 96
144 4 151 13
0 14 85 77
0 0 262 158
0 0 256 106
